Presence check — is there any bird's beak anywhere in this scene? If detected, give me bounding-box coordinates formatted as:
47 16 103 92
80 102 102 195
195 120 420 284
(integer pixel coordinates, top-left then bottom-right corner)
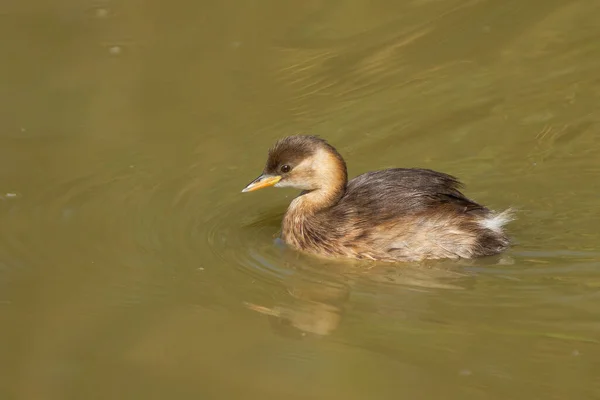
242 174 282 193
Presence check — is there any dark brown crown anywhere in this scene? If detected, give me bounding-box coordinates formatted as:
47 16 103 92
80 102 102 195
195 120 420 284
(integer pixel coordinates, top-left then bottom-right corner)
264 135 346 177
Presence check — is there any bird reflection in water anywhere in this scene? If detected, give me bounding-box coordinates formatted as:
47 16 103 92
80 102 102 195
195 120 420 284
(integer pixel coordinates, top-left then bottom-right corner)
242 258 488 337
244 271 350 338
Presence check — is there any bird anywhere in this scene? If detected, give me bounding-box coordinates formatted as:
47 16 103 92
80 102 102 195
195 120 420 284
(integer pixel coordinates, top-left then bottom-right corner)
242 135 512 262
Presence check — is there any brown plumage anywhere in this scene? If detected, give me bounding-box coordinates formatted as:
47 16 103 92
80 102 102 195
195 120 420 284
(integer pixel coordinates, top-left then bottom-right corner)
242 135 512 262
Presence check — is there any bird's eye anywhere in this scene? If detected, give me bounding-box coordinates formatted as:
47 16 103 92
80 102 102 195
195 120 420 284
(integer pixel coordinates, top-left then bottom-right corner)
280 164 291 173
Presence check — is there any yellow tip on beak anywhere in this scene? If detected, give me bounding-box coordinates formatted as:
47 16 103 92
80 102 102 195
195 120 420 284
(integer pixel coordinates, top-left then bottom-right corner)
242 175 282 193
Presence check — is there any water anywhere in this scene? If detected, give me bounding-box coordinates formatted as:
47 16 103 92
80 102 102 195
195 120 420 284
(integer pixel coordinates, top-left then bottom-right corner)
1 0 600 399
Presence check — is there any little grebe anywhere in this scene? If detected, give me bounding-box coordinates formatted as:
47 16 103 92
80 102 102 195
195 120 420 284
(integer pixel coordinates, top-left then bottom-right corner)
242 135 512 262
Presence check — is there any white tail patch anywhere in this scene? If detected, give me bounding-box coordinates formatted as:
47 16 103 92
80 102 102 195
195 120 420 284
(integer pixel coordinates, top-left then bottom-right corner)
479 209 515 233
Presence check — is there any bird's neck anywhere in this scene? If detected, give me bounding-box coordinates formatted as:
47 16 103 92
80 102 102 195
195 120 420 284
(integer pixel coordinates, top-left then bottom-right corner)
289 147 347 215
281 147 347 250
289 185 345 215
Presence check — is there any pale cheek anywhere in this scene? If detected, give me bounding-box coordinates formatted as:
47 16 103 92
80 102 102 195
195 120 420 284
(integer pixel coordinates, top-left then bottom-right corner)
275 178 314 190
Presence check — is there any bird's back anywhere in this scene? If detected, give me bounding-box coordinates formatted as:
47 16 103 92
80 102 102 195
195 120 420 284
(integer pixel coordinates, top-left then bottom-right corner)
316 168 511 261
340 168 487 219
